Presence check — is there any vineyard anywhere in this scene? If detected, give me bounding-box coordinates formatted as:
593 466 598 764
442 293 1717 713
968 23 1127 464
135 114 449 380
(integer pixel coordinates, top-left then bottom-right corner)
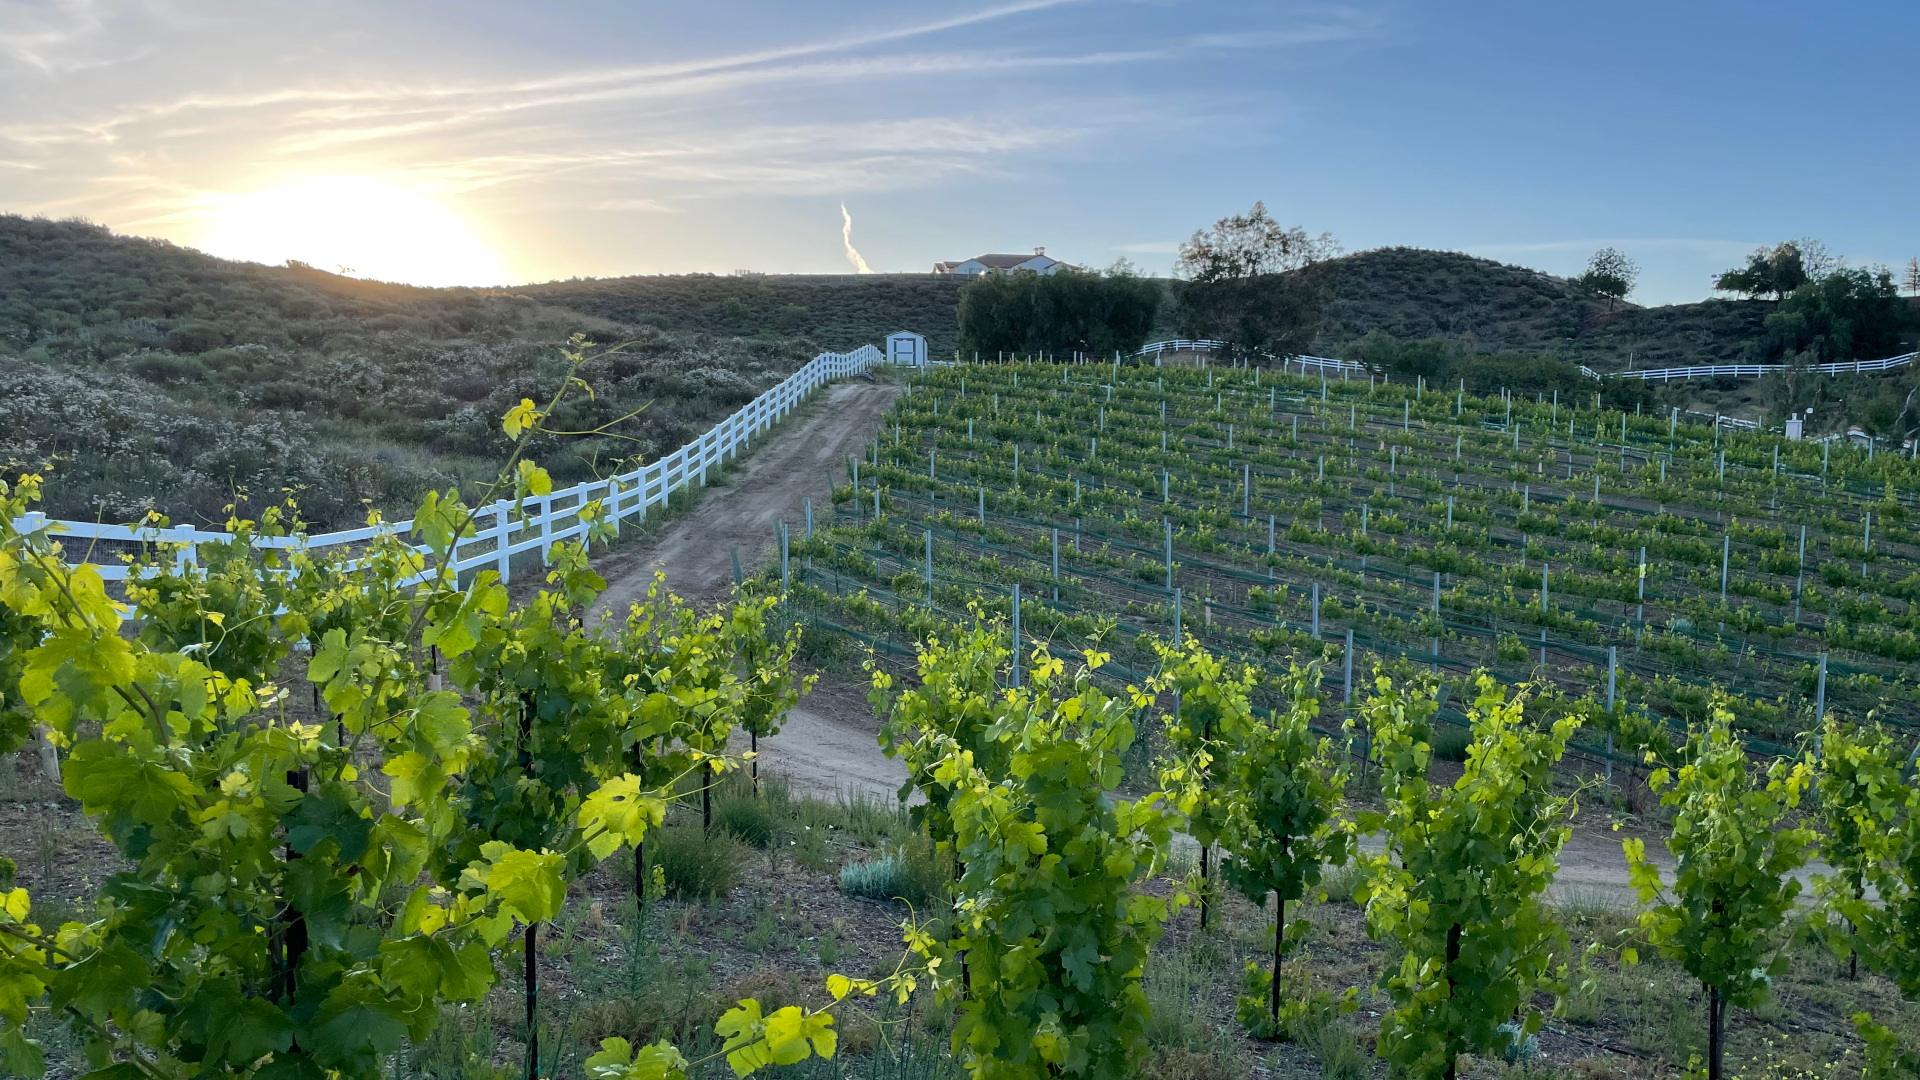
792 357 1920 762
3 350 1920 1080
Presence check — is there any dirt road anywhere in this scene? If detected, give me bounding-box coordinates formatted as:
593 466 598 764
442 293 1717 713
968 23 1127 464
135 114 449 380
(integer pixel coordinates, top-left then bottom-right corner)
588 380 898 623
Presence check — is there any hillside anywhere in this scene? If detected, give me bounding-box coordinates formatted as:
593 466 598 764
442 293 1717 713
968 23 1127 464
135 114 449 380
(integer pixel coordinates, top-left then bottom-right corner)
1306 246 1787 370
520 273 964 357
0 216 825 528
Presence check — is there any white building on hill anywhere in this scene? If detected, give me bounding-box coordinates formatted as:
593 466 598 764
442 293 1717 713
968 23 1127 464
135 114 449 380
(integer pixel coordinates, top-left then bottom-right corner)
932 247 1063 276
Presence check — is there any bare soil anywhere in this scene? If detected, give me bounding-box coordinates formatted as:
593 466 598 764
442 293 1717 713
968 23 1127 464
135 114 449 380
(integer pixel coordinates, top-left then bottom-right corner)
587 380 899 623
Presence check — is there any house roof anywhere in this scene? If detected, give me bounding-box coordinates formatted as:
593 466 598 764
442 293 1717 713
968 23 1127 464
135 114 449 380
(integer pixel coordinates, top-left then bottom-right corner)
965 253 1054 268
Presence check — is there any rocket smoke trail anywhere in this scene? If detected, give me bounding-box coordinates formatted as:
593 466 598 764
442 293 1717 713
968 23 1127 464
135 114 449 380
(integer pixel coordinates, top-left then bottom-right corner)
840 203 874 274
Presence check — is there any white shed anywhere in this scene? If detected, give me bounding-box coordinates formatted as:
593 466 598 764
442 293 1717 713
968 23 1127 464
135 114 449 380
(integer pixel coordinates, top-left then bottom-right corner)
886 331 927 367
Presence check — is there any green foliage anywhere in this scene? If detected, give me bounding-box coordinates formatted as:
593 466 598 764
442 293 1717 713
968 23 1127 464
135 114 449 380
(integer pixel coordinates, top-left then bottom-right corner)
1852 1012 1920 1080
1807 716 1909 970
1816 719 1920 1002
1197 658 1352 1032
1714 241 1813 302
1356 672 1579 1080
956 268 1161 358
1624 698 1815 1080
0 368 841 1080
1762 266 1908 363
1575 247 1638 309
896 640 1178 1080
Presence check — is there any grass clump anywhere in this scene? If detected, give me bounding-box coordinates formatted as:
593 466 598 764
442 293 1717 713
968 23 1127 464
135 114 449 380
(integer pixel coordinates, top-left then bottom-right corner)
712 787 778 848
653 825 745 899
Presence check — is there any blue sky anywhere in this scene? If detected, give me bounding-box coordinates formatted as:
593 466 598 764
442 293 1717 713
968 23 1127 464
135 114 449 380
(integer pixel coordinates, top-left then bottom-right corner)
2 0 1914 302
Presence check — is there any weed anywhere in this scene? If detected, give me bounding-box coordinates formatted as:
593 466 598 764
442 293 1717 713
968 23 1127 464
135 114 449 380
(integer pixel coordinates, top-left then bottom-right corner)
1142 1046 1232 1080
652 825 745 900
844 790 913 849
405 1005 511 1080
712 789 778 849
1143 943 1231 1056
1303 1022 1369 1080
1315 861 1367 907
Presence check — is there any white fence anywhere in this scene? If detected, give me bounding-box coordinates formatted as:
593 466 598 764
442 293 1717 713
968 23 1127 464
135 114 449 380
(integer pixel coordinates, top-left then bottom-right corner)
1620 353 1916 383
12 344 884 588
1140 340 1917 387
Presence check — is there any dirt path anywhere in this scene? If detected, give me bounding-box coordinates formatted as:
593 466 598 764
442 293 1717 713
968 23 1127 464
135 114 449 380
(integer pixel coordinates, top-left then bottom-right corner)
588 380 898 623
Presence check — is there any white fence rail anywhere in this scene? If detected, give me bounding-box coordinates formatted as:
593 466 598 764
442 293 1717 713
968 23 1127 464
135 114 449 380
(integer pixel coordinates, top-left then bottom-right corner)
1140 339 1917 386
12 344 885 588
1620 353 1916 383
1135 339 1226 357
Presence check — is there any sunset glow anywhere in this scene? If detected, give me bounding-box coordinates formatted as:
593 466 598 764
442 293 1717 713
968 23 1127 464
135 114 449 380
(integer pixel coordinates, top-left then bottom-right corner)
197 178 508 287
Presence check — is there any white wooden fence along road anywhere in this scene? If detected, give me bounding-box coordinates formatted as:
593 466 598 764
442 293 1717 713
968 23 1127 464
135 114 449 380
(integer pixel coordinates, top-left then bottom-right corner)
12 344 884 593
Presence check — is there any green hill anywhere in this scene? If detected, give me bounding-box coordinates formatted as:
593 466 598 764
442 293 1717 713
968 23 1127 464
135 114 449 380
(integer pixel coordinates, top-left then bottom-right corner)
1309 247 1766 370
0 215 825 528
1307 246 1920 371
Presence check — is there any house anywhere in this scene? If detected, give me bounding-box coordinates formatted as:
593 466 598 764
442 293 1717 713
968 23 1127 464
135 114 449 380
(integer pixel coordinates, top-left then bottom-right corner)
933 247 1063 276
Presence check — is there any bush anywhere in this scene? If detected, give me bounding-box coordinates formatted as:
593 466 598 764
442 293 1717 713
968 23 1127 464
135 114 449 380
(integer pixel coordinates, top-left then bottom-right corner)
652 824 745 899
838 836 944 906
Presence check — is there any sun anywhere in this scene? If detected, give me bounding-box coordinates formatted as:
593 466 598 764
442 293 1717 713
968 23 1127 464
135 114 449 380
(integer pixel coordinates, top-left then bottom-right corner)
198 177 510 288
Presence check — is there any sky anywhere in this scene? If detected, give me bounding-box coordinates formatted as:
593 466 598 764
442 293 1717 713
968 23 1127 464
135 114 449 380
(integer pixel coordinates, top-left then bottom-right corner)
2 0 1916 303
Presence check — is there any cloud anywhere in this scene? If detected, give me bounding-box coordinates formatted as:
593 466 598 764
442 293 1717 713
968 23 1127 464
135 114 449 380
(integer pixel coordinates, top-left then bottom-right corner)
0 0 1390 278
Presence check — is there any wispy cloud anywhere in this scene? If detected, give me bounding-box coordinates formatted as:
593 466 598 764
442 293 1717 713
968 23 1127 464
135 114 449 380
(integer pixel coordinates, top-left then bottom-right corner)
0 1 1392 278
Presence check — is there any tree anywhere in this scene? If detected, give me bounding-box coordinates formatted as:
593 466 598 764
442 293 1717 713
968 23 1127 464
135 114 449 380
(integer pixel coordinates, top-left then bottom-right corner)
1713 241 1812 301
1760 266 1905 363
1624 700 1816 1080
1216 663 1352 1036
956 267 1162 359
1356 673 1578 1080
1903 258 1920 297
1576 247 1638 311
1174 202 1339 363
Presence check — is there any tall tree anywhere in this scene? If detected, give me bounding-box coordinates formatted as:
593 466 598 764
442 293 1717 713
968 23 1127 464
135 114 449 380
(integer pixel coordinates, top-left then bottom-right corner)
1174 202 1339 363
1576 247 1638 310
1902 257 1920 297
1714 241 1812 301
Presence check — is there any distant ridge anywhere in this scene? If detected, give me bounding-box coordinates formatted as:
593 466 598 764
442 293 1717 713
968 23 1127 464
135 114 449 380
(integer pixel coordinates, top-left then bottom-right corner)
1304 246 1786 372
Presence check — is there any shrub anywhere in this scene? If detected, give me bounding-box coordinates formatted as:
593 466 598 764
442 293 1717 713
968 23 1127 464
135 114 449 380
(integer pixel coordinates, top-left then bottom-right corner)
838 836 943 906
840 853 908 901
652 824 744 899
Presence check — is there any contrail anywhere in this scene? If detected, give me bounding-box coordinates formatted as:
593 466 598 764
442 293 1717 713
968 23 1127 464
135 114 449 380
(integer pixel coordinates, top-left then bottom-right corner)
840 203 874 274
